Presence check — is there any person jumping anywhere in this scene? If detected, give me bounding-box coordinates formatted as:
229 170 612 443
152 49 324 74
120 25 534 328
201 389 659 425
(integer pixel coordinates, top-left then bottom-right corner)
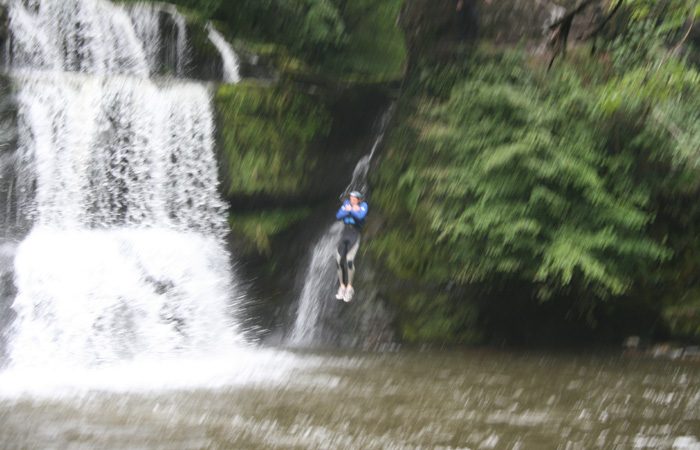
335 191 368 302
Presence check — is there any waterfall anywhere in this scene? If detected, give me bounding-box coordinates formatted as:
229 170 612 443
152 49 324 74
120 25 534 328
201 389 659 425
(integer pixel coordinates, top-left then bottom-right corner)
125 2 189 77
288 107 394 346
340 105 394 199
8 0 150 76
127 3 162 74
0 0 243 370
288 222 343 345
169 4 190 77
207 24 241 84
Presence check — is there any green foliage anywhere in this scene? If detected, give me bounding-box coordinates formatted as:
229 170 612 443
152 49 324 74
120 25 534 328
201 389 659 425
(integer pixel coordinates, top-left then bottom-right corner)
318 0 407 81
211 0 406 82
213 0 346 56
599 1 700 118
663 299 700 339
299 0 347 56
597 61 700 116
621 0 699 26
373 51 682 304
370 0 700 340
230 208 311 255
122 0 406 81
215 82 331 197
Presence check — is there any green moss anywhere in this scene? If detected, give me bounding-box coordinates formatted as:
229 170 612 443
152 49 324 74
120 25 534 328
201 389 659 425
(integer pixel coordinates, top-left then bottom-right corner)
663 300 700 340
120 0 407 84
279 0 408 83
214 82 331 197
229 208 311 255
397 293 481 344
319 0 407 82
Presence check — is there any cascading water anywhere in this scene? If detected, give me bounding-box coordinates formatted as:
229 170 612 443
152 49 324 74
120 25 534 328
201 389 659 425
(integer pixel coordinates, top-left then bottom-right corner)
287 222 343 345
288 107 394 346
127 3 163 74
207 24 241 84
170 6 189 76
339 106 394 199
8 0 150 76
0 0 244 372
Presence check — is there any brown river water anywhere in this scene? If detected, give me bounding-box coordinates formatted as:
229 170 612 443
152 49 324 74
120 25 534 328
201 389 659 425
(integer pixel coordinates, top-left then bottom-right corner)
0 349 699 449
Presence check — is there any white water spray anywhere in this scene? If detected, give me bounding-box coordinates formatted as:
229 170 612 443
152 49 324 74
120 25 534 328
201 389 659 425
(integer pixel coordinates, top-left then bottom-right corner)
288 222 343 346
1 0 244 373
125 2 190 77
127 3 162 74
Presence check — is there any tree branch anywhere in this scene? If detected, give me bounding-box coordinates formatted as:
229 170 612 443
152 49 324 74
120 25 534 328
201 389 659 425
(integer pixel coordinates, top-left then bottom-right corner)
579 0 623 40
548 0 598 30
670 11 696 55
547 0 602 70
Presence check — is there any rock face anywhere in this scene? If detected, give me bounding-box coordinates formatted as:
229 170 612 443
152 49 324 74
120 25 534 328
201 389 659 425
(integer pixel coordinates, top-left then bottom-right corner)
220 87 397 348
478 0 582 42
205 0 610 349
401 0 597 58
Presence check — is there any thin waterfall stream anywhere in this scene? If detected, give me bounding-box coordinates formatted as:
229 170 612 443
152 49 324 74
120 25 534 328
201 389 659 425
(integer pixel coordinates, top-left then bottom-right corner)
288 107 394 346
207 24 241 83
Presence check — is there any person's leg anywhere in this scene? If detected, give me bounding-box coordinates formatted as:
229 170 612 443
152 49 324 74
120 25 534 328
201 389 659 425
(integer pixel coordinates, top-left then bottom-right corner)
336 240 348 299
343 234 360 302
336 249 345 286
345 238 360 287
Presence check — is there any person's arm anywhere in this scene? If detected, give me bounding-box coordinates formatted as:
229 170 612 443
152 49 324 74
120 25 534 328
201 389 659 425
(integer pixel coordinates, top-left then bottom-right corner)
336 201 351 220
349 202 368 221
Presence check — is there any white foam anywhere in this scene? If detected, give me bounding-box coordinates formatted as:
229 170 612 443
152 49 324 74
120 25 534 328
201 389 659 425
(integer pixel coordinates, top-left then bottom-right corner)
8 227 240 368
0 348 311 398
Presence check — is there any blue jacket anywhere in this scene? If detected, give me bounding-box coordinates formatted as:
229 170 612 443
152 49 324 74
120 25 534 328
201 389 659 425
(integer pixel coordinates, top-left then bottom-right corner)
336 200 368 229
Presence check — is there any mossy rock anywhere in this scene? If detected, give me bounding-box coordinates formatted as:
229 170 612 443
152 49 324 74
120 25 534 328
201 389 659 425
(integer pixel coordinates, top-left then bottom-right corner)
397 292 481 344
214 82 331 200
664 300 700 341
229 207 311 256
180 8 226 81
294 0 408 84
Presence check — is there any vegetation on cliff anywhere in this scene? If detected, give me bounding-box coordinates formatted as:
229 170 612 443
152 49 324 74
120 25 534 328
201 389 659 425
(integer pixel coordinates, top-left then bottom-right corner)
371 0 700 344
229 208 311 255
133 0 407 82
215 82 331 198
144 0 700 345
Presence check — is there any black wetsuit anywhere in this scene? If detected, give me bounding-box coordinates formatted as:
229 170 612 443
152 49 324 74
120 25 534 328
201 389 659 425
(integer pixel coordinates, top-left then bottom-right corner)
335 200 368 286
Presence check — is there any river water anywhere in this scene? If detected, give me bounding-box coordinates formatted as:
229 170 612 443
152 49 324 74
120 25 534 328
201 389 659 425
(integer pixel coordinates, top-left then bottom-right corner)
1 349 698 449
